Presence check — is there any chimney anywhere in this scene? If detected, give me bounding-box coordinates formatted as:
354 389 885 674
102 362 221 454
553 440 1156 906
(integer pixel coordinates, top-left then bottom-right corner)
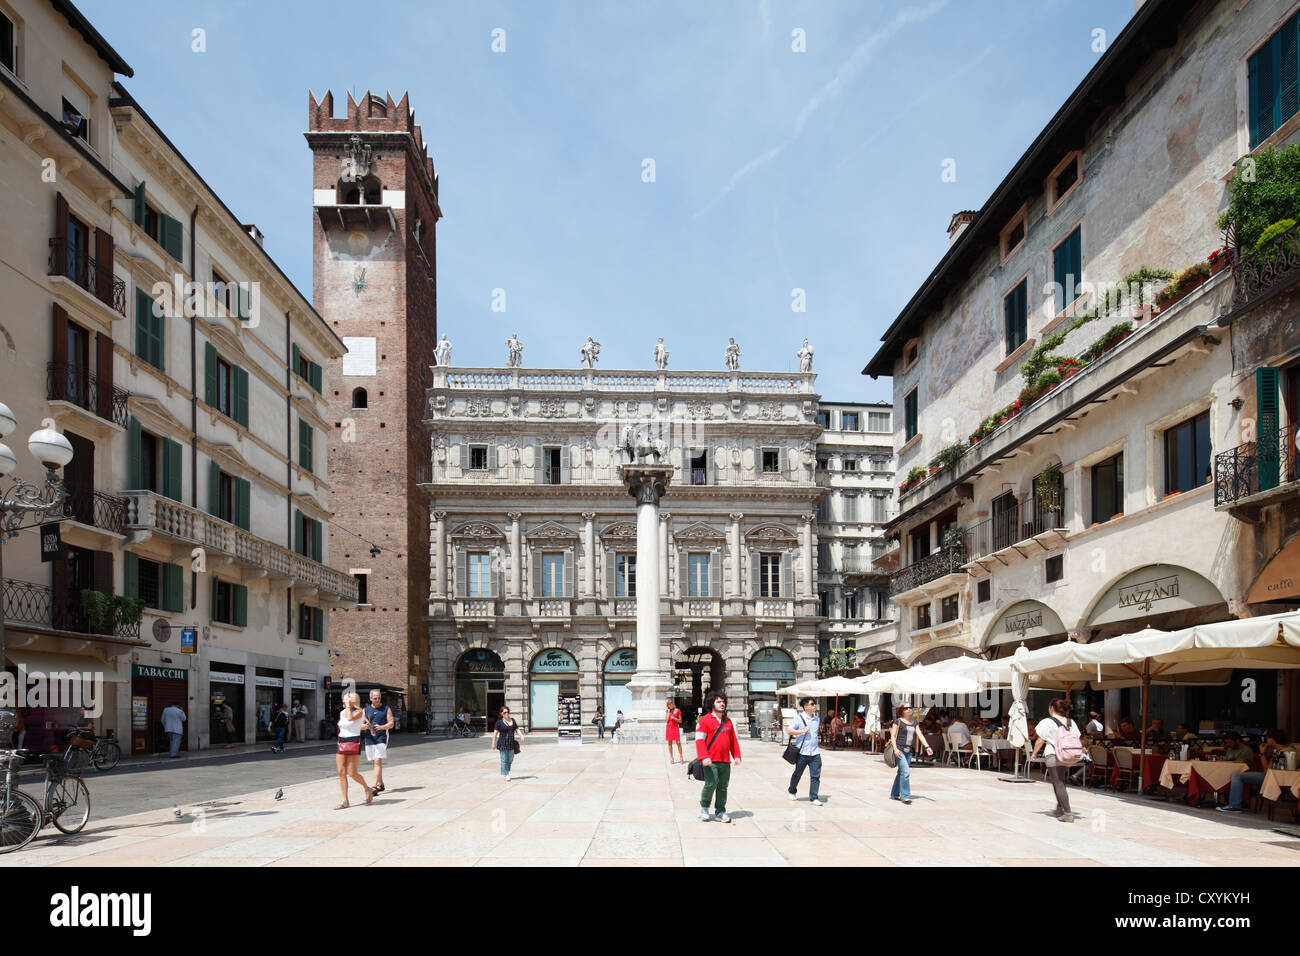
243 224 264 247
947 210 977 246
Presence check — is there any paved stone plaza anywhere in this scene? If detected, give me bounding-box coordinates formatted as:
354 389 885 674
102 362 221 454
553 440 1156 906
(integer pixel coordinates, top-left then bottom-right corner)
3 738 1298 867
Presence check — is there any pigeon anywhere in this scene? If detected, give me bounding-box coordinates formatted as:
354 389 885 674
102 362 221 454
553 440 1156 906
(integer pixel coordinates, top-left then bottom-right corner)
172 806 182 818
274 788 284 801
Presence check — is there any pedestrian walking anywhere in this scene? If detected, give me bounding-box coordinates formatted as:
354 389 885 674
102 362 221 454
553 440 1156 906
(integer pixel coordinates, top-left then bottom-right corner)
888 703 932 805
592 706 606 740
787 696 824 805
291 699 309 743
161 701 186 758
612 709 624 741
665 698 684 763
364 689 394 794
268 704 290 753
334 692 373 809
215 698 236 749
492 705 523 780
695 692 741 823
1030 698 1083 823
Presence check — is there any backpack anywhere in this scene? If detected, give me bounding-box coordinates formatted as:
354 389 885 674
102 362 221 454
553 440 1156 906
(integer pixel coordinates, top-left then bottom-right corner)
1051 717 1085 766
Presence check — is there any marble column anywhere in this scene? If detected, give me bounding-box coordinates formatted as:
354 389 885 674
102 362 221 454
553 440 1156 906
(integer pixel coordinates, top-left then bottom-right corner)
432 511 448 597
800 513 814 598
659 512 670 597
729 513 743 598
581 511 596 598
508 512 523 599
620 463 674 741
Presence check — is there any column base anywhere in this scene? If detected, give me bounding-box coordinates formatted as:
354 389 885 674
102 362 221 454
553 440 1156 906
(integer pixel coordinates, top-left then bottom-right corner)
614 671 673 744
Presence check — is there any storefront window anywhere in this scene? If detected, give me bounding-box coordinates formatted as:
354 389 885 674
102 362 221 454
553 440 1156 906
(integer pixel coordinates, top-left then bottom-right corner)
454 649 505 734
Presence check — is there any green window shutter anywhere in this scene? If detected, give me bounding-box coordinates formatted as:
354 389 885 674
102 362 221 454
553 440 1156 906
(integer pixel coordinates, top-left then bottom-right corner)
208 460 221 517
309 361 322 394
312 518 322 563
163 563 183 612
210 578 220 622
163 438 182 501
235 478 250 531
294 509 303 555
1280 15 1300 142
123 551 139 600
236 285 250 322
299 420 311 471
160 214 183 261
132 181 145 226
313 606 324 642
233 367 249 428
1258 366 1280 491
233 584 248 627
128 417 142 488
291 343 300 376
204 342 218 406
135 290 151 363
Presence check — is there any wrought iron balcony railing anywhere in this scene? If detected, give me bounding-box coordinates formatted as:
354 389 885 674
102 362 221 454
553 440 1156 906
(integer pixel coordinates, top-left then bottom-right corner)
1214 423 1299 507
47 238 127 316
63 489 128 534
1232 221 1300 311
888 542 967 596
1 578 140 640
46 362 129 429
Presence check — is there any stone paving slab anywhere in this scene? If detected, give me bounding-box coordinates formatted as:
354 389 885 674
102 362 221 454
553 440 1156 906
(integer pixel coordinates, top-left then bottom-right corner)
3 736 1297 867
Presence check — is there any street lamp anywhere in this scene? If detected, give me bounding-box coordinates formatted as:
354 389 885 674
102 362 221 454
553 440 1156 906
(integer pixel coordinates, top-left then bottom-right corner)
0 403 74 668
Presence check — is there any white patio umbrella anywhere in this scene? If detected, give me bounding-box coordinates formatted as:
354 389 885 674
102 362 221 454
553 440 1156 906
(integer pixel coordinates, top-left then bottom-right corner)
776 681 818 697
859 670 979 697
863 670 882 737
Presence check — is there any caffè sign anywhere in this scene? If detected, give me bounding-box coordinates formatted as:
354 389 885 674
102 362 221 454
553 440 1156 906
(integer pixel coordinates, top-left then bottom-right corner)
1087 564 1224 627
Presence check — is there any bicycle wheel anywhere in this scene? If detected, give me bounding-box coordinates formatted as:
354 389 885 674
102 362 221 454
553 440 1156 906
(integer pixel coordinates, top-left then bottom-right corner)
92 742 120 771
49 775 90 834
0 789 42 852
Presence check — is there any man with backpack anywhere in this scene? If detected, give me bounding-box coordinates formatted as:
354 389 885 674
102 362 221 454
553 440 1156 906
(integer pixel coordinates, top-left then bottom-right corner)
694 692 741 823
1030 698 1083 823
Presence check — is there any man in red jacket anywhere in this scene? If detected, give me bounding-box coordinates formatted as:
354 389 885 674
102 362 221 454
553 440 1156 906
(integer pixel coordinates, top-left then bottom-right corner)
696 692 741 823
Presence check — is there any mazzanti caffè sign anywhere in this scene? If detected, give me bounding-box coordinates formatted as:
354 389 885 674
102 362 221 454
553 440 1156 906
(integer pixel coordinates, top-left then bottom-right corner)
1087 564 1224 627
987 601 1065 647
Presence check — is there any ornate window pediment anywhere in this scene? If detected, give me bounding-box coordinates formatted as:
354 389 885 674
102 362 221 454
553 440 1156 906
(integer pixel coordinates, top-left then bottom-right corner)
450 522 506 540
525 521 577 542
744 524 797 543
674 521 725 540
600 521 638 540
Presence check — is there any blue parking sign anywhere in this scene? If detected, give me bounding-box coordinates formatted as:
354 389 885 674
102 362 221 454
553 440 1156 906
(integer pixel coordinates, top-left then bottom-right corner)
180 627 197 654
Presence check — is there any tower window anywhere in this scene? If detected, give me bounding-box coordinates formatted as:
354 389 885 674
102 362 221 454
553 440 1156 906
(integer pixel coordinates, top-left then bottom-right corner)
352 387 368 409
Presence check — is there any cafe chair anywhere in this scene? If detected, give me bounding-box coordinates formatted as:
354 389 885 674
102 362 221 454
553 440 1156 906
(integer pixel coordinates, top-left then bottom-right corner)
1086 746 1111 788
1111 747 1138 791
1023 747 1046 780
945 729 971 767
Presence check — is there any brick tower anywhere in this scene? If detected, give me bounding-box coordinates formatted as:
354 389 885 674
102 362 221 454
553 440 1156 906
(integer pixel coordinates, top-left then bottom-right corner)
306 90 440 718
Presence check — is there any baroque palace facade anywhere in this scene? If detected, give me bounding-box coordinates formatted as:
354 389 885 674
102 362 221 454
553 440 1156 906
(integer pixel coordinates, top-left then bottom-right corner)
423 362 827 733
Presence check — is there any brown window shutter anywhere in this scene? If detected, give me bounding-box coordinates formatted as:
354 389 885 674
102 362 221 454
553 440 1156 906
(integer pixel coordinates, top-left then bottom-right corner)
94 227 114 307
92 550 113 594
51 549 70 626
55 193 68 272
96 330 113 420
52 304 69 365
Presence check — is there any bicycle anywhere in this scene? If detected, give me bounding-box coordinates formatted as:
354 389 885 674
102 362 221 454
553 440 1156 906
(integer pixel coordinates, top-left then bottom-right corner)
65 728 120 772
0 747 91 853
443 718 476 739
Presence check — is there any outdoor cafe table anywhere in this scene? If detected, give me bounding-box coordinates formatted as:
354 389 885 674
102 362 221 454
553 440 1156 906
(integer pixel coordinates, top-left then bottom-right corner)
1159 760 1250 802
1109 750 1165 790
1259 769 1300 802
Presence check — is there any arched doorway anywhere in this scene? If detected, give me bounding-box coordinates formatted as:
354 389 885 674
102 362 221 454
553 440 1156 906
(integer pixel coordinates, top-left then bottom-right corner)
602 648 636 725
454 649 505 734
528 648 580 731
748 647 795 736
673 646 725 732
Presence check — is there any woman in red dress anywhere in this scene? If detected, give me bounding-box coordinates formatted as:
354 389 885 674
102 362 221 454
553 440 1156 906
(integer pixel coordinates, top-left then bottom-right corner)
665 699 684 763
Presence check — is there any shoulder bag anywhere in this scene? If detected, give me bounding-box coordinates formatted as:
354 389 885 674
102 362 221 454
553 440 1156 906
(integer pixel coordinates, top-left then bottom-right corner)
883 720 899 768
688 719 730 781
783 716 806 765
511 721 521 755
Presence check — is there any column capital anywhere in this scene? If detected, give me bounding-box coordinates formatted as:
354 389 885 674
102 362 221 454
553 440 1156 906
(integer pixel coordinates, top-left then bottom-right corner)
581 511 597 522
432 510 448 522
801 513 815 525
729 512 744 522
659 512 671 522
507 511 523 522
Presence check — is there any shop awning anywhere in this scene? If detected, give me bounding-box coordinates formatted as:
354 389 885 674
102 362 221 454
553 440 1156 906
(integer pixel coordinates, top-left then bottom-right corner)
5 648 127 683
985 600 1066 648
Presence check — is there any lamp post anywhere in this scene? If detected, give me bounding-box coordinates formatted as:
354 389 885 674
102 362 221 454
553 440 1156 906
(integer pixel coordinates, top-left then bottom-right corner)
0 402 75 669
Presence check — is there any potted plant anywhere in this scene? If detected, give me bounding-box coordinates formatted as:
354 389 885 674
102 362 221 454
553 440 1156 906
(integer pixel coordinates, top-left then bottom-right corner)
900 465 928 494
80 589 114 634
1004 399 1022 420
1207 246 1232 276
937 442 966 473
1056 357 1082 382
1254 218 1298 269
1156 262 1211 309
1017 383 1041 407
1034 464 1064 514
1034 368 1063 395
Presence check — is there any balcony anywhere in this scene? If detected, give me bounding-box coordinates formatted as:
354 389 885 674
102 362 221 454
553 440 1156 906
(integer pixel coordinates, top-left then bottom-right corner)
1 578 141 641
47 238 126 316
889 542 967 597
123 491 358 603
964 499 1067 569
47 362 129 430
1214 423 1299 515
63 489 128 536
1230 221 1300 313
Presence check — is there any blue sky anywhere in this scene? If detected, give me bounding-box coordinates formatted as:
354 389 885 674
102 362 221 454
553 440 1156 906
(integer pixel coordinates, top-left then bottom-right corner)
81 0 1136 401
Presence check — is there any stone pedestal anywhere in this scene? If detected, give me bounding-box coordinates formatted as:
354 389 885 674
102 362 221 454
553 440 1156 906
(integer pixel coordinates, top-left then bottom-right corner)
618 463 674 743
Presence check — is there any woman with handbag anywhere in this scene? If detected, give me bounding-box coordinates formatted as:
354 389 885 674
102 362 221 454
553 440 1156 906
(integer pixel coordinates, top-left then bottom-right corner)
491 705 523 780
888 703 932 805
334 692 373 809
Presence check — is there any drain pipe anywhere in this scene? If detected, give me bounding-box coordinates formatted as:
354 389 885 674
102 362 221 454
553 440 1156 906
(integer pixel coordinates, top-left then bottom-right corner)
287 311 294 636
189 205 198 609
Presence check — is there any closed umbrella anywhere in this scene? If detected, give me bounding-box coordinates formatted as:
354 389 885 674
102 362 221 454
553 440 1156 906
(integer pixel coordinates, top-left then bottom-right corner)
1005 644 1030 780
862 670 882 748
